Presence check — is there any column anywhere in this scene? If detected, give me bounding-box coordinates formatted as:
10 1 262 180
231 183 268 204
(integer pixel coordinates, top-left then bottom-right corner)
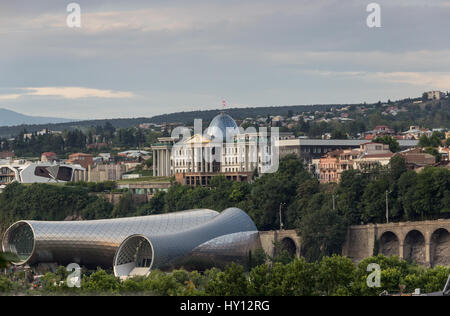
191 146 194 172
399 242 404 260
209 148 212 172
163 150 167 176
425 242 431 267
152 149 156 176
166 149 170 176
201 148 204 172
159 150 163 176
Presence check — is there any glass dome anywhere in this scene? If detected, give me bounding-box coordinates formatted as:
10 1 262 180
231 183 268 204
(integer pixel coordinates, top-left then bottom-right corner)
206 112 240 141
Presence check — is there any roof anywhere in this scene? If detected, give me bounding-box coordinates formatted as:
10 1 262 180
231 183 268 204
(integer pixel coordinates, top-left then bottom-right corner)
361 153 394 159
41 152 56 157
298 139 368 146
206 112 239 140
295 139 418 147
69 153 93 158
0 151 14 159
184 134 211 145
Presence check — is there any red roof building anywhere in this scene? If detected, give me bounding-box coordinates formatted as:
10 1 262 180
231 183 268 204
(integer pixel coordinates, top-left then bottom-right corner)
41 152 57 162
67 153 94 169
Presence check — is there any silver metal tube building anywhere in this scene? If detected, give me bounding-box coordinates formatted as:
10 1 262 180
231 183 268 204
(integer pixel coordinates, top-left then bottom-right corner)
2 209 219 268
113 208 261 277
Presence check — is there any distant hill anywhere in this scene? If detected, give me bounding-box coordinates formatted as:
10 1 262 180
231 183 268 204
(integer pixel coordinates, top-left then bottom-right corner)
0 104 340 138
147 104 340 125
0 108 72 127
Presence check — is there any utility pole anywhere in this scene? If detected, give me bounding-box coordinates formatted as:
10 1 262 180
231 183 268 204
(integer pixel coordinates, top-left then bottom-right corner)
279 203 285 231
385 190 389 224
332 194 336 211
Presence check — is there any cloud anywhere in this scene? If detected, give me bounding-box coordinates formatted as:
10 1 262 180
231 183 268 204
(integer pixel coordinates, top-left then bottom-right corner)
307 70 450 91
23 87 134 99
0 87 135 100
0 1 328 34
0 94 22 100
1 1 449 118
371 72 450 90
260 50 450 71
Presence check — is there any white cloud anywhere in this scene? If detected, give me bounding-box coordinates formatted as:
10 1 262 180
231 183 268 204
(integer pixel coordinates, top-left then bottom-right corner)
260 50 450 71
0 1 328 34
307 69 450 91
0 87 135 100
0 94 21 100
24 87 134 99
371 72 450 90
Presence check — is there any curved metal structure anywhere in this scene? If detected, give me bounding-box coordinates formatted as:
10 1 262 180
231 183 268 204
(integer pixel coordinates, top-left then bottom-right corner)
2 209 219 268
113 208 261 277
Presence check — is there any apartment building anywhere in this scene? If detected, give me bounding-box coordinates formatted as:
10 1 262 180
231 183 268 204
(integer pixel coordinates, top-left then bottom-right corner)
318 143 393 183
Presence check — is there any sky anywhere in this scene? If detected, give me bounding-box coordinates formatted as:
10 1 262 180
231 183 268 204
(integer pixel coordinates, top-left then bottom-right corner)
0 0 449 120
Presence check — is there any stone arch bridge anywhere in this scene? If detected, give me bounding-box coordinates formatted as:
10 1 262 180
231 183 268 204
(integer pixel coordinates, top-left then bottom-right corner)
260 220 450 268
259 230 301 258
342 219 450 267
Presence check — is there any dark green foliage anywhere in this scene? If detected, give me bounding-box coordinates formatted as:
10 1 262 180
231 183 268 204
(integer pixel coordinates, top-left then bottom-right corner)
419 132 445 148
3 255 447 296
299 206 348 262
0 123 162 156
206 263 249 296
0 252 18 269
0 182 115 234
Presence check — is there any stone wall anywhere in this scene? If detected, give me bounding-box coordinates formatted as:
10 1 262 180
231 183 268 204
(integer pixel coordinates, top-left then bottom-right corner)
342 219 450 267
259 230 301 258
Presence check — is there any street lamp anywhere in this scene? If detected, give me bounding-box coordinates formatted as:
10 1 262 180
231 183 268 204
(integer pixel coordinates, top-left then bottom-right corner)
279 202 286 231
385 190 392 224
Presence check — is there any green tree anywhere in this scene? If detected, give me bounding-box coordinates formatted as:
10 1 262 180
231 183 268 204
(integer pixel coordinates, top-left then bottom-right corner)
317 255 355 296
82 269 121 294
206 263 249 296
112 192 135 218
298 205 348 262
389 155 407 181
0 252 17 269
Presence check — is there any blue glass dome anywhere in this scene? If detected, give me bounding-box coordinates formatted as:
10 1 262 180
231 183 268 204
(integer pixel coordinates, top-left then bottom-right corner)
206 112 240 141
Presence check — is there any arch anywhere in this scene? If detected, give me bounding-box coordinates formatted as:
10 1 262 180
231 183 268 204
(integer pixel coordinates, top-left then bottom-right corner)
403 230 426 265
114 235 154 278
280 237 297 257
430 228 450 267
379 231 399 257
2 221 36 265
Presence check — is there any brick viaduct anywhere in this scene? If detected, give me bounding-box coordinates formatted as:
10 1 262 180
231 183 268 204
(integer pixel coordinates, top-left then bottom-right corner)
261 219 450 267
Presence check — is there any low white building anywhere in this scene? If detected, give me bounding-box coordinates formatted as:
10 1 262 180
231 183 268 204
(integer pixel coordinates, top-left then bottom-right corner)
0 162 85 186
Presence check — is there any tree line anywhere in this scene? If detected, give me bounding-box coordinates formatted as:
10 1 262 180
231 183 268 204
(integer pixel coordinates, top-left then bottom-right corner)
0 122 162 157
0 255 448 296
